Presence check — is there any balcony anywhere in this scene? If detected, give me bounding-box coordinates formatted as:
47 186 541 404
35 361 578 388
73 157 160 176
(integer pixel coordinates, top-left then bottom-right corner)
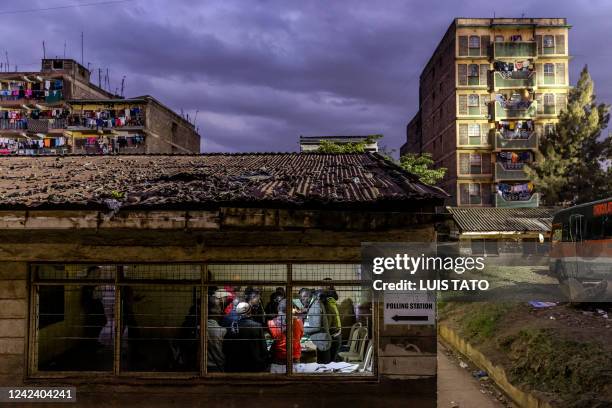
493 100 537 120
493 71 536 89
495 162 530 181
496 192 539 208
494 130 538 150
493 42 537 58
0 118 67 133
0 90 63 106
66 114 145 130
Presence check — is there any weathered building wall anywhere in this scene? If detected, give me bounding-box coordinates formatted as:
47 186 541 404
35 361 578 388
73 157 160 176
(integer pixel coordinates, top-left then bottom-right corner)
145 101 200 154
0 262 27 386
0 209 437 393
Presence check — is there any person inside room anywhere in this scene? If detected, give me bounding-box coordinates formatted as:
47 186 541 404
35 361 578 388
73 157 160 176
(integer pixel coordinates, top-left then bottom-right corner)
207 297 227 372
244 286 266 326
264 287 286 322
321 278 342 362
299 288 332 364
267 299 303 372
222 302 269 372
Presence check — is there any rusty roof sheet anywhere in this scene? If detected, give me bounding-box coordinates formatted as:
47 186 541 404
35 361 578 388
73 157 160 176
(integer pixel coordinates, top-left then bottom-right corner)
447 207 555 233
0 153 447 211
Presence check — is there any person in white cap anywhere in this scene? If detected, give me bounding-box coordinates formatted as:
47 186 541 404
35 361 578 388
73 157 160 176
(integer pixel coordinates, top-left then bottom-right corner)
222 301 269 372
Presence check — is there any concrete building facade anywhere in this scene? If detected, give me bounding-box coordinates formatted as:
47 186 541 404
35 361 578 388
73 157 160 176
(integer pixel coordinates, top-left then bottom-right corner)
0 59 200 155
401 18 571 208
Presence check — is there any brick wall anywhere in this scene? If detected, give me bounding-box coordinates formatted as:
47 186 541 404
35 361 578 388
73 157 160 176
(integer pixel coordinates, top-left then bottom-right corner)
0 262 27 386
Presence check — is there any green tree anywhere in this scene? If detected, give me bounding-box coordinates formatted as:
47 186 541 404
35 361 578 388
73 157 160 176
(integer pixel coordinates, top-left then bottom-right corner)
399 153 446 186
315 135 382 153
526 66 611 205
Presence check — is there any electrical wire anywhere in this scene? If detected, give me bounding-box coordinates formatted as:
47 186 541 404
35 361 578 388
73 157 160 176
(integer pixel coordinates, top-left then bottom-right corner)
0 0 133 15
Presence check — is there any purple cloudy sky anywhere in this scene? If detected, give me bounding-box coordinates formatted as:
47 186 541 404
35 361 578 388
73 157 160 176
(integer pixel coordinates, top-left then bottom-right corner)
1 0 610 153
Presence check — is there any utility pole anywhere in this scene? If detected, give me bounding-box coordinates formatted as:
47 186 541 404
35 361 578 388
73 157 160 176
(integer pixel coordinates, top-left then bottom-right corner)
120 76 126 97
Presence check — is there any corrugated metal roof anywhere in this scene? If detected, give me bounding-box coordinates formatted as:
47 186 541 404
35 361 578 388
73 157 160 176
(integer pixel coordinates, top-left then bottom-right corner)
447 207 555 233
0 153 447 210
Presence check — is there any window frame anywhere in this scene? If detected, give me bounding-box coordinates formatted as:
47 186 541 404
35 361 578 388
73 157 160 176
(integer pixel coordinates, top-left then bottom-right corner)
467 64 479 86
468 36 481 56
543 35 555 52
543 93 555 114
543 63 555 84
468 183 482 204
27 263 377 381
467 124 481 145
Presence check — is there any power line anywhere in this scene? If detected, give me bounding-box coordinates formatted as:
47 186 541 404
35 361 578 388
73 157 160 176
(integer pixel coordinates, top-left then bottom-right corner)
0 0 133 16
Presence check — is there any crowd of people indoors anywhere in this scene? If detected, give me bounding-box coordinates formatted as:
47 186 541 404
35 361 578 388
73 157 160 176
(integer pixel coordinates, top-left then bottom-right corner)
204 281 347 373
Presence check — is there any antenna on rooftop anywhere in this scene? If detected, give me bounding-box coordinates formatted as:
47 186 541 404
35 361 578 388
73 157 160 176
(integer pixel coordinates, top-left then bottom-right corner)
42 41 46 59
63 41 66 58
120 75 126 97
4 52 9 73
194 110 199 125
80 32 84 66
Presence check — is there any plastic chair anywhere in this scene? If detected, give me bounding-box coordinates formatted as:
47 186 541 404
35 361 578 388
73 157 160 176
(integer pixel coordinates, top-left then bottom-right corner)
359 340 374 372
338 327 368 362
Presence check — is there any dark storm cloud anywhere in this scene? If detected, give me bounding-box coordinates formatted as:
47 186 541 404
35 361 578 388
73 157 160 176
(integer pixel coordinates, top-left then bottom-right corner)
1 0 610 152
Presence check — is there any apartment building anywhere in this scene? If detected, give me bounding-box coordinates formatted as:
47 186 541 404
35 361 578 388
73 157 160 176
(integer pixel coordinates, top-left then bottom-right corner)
400 18 570 208
0 59 200 154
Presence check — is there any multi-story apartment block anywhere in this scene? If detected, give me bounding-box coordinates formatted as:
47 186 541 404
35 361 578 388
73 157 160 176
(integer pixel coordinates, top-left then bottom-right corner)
0 59 200 155
400 18 570 208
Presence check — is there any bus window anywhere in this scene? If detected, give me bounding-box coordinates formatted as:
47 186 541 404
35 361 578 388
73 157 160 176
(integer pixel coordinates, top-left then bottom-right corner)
561 222 571 242
552 227 562 242
569 214 584 242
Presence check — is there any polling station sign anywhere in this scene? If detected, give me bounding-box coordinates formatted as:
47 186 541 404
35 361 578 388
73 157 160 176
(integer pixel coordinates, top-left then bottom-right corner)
383 291 435 325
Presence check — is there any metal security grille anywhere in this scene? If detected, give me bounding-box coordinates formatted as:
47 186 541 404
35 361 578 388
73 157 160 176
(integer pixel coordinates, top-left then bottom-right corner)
292 264 362 282
30 263 374 378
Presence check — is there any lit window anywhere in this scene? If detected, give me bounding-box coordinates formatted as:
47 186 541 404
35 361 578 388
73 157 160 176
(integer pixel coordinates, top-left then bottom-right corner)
30 263 374 377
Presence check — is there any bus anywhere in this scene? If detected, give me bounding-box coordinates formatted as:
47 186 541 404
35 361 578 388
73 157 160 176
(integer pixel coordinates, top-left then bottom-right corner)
550 197 612 301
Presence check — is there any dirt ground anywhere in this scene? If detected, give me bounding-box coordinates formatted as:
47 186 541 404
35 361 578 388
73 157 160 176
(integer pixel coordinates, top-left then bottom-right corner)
440 302 612 407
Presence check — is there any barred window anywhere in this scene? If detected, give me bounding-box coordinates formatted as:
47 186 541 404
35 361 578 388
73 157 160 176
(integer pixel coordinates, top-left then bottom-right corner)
30 264 374 378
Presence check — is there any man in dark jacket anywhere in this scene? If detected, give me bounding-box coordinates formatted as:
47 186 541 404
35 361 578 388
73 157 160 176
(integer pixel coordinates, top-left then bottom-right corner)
223 302 269 372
